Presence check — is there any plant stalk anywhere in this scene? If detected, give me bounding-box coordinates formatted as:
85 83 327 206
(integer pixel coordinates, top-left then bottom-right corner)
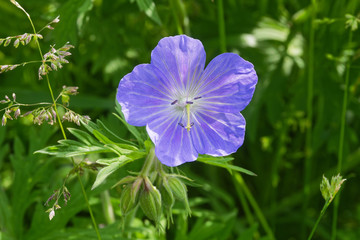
22 6 102 240
140 147 156 177
308 201 330 240
331 28 353 240
234 173 275 240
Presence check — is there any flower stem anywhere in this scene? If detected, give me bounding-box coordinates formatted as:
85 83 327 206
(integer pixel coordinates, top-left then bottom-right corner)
331 28 353 240
308 201 330 240
140 147 156 177
234 173 275 240
217 0 226 52
22 6 102 240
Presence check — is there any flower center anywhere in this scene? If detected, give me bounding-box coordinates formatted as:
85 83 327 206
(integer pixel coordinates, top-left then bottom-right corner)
170 96 202 132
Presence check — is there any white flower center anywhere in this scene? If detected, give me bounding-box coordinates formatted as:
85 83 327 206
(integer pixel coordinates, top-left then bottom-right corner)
170 96 202 132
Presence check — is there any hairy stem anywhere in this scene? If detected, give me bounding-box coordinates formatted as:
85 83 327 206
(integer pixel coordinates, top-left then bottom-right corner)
140 147 156 177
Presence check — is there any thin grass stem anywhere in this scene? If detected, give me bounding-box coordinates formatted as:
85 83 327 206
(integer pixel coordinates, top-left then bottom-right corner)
331 28 353 240
303 0 316 237
19 4 102 240
232 174 254 225
308 201 330 240
234 173 275 240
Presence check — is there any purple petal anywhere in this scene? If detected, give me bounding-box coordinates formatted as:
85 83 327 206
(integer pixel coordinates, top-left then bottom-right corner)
191 111 246 156
117 64 173 126
147 115 198 167
195 53 257 113
151 35 206 95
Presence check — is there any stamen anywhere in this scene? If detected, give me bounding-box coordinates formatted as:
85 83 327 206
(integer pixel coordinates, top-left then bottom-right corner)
194 96 202 100
178 122 184 128
190 122 194 127
171 100 178 105
186 101 193 104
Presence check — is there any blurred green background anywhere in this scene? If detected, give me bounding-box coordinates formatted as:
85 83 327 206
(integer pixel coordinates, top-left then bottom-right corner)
0 0 359 239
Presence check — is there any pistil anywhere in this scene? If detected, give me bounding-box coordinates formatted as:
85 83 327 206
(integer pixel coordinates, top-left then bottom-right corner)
185 104 192 132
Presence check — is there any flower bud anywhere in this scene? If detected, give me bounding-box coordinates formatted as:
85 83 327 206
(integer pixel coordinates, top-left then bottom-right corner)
167 176 191 216
131 177 143 204
160 180 174 209
168 176 187 200
139 178 162 223
119 185 136 216
25 35 31 45
4 110 12 120
46 208 55 220
13 39 20 48
53 16 60 23
62 86 79 95
160 180 175 224
14 108 20 119
4 38 11 47
1 115 6 126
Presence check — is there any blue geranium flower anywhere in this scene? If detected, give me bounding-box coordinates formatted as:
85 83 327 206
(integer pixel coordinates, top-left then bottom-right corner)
117 35 257 167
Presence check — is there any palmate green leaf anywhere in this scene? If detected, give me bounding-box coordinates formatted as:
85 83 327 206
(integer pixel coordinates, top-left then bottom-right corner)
197 156 257 176
91 155 133 190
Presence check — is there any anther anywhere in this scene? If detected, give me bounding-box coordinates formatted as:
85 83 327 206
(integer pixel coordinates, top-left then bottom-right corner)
171 100 178 105
178 123 184 128
190 122 194 127
194 96 202 100
186 101 193 104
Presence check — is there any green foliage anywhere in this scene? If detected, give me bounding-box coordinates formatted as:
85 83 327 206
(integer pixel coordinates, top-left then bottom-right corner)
197 155 257 176
1 0 360 239
36 119 147 190
134 0 162 25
